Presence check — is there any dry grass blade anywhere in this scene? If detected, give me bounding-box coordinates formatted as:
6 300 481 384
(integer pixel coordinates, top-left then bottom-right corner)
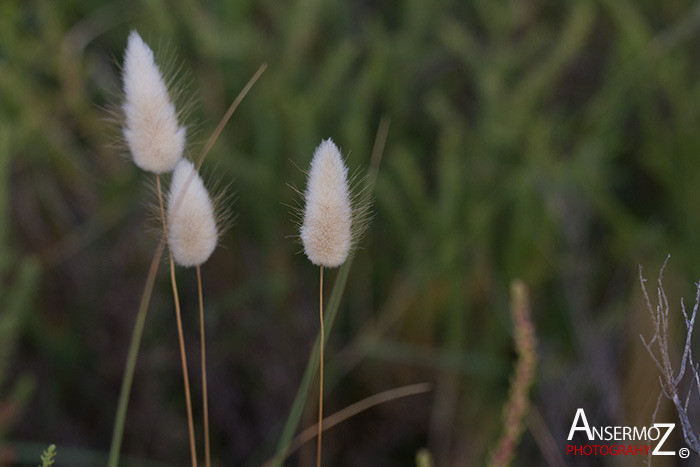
367 116 390 187
108 231 166 467
264 382 432 466
525 409 566 467
195 63 267 171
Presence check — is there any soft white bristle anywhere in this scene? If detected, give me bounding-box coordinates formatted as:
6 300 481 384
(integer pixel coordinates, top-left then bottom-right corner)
300 139 352 268
122 30 185 174
167 159 218 267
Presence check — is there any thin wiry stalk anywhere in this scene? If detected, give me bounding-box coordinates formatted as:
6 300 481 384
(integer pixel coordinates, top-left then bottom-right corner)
169 252 198 466
159 175 198 467
317 266 324 467
197 265 211 467
269 262 350 467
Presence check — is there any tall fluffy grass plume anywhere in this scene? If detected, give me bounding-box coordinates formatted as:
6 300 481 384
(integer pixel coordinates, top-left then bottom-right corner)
122 30 186 174
167 159 218 267
300 139 352 268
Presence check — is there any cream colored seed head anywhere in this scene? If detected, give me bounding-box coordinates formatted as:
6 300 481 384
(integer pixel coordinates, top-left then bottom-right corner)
167 159 218 267
300 139 352 268
122 30 185 174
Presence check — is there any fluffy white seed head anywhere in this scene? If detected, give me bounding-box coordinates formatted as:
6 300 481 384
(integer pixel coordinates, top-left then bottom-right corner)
167 159 218 267
122 30 185 173
300 139 352 268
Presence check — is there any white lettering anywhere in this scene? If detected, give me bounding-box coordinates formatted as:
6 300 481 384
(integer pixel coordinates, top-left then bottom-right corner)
592 426 605 440
568 408 593 440
647 426 660 441
652 423 675 456
633 426 647 440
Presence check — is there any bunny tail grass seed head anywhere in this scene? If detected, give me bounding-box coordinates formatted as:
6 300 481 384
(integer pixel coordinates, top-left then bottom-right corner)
122 30 186 174
167 159 218 267
300 139 352 268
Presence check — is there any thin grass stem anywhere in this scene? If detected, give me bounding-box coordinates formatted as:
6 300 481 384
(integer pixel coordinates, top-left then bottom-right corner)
158 174 198 467
197 265 211 467
317 266 324 467
269 262 350 467
170 251 198 467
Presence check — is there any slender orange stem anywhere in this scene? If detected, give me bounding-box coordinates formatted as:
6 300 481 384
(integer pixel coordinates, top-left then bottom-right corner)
170 255 198 467
197 265 211 467
157 174 198 467
317 266 324 467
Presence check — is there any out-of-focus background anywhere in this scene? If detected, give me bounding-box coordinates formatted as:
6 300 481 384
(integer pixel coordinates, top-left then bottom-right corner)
3 0 700 465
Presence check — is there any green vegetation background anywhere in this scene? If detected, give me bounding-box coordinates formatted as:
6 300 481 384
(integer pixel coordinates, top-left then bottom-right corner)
1 0 699 465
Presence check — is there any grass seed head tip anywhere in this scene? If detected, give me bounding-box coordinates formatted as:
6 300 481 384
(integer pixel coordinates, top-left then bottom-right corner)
122 30 185 174
300 138 352 268
167 159 218 267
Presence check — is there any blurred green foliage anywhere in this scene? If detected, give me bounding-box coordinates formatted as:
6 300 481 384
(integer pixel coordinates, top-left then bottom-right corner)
0 110 39 453
38 444 56 467
2 0 700 465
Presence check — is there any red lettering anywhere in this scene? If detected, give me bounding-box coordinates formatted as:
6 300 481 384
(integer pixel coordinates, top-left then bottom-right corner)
565 443 654 457
567 445 584 455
